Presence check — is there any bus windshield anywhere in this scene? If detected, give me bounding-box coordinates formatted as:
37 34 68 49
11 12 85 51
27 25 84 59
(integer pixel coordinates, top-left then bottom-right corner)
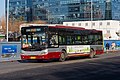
21 32 47 51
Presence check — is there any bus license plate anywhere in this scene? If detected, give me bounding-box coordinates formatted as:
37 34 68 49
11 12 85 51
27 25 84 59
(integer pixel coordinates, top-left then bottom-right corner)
30 57 36 59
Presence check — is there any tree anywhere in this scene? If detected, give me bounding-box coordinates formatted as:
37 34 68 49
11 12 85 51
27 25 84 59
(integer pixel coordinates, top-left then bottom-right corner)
0 16 6 34
0 16 47 34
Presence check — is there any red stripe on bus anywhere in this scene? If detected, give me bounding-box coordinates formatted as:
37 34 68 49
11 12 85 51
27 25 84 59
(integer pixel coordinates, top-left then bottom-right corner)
21 52 61 60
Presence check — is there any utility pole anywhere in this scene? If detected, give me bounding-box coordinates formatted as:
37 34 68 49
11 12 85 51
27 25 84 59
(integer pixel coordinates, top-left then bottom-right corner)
6 0 9 42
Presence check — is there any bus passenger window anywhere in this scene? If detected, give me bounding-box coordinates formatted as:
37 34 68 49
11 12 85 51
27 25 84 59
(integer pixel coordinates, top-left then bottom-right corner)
82 36 88 44
50 37 56 45
75 36 81 44
49 35 58 47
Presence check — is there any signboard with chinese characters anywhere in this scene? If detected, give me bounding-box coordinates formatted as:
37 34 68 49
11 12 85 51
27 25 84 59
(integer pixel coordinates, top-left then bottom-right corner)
67 45 90 54
2 45 17 58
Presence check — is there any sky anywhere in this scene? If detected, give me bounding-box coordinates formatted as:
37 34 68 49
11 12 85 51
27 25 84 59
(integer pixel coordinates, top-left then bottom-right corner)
0 0 5 18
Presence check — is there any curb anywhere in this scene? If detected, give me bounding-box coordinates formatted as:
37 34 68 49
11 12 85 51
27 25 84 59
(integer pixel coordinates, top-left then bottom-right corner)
0 60 20 63
104 50 120 53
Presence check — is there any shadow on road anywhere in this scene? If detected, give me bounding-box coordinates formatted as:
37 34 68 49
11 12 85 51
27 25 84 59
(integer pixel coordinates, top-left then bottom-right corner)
0 56 120 80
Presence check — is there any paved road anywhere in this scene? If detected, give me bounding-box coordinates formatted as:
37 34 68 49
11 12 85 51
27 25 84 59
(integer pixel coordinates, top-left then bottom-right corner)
0 52 120 80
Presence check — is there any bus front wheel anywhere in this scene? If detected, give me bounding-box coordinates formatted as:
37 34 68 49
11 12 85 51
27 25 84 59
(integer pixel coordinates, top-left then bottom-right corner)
59 52 66 62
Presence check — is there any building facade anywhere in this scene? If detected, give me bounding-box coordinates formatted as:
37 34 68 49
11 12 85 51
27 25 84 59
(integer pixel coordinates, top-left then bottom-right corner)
6 0 120 23
5 0 33 22
31 0 107 23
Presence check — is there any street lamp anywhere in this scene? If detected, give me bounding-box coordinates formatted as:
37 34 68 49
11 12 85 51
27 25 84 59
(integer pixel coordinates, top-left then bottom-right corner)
6 0 9 42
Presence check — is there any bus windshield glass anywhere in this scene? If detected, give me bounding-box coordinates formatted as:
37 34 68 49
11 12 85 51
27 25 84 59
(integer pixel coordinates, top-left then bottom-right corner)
21 27 48 51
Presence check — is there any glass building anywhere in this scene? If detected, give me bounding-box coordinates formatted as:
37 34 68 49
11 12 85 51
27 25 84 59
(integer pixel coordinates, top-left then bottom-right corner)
5 0 33 22
32 0 106 23
111 0 120 20
6 0 120 23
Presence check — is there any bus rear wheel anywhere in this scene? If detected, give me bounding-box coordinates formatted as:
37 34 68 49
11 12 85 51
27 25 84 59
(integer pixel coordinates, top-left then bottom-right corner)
59 52 66 62
89 49 95 58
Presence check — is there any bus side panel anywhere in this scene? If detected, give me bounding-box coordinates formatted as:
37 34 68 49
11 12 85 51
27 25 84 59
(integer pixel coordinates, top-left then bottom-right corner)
66 45 90 54
47 52 61 59
67 53 90 57
47 48 62 59
96 50 104 55
90 45 104 55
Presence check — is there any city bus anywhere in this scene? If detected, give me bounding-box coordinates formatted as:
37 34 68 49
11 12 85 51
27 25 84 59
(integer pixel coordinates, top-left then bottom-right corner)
20 24 104 61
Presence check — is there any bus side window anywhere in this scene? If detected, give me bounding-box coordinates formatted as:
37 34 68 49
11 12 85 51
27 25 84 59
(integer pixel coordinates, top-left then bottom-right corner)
50 36 56 45
49 35 58 47
75 35 81 44
59 35 66 45
82 36 88 45
96 35 103 45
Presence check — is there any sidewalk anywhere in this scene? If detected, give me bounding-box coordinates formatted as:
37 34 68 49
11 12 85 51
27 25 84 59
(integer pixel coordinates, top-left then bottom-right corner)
98 50 120 60
0 57 21 63
104 50 120 53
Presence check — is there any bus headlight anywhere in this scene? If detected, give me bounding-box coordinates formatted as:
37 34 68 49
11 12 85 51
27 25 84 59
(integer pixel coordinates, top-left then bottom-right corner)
40 49 48 55
41 52 47 55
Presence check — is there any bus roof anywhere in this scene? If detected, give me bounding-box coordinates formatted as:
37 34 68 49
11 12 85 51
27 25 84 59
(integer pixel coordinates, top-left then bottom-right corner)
20 24 102 32
49 25 85 30
20 24 85 30
20 24 59 27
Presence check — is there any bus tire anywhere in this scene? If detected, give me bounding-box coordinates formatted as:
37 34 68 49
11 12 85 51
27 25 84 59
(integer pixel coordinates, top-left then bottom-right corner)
59 51 66 62
89 49 95 58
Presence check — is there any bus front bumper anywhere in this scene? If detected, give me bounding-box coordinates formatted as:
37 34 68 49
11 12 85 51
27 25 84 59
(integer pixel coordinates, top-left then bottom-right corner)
21 54 49 60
